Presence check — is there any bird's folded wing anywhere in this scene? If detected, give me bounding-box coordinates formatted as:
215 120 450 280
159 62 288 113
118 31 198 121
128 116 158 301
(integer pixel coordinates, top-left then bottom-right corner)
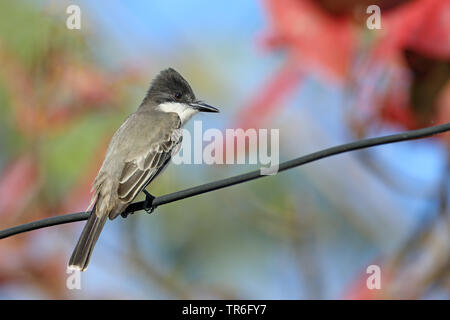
117 128 182 204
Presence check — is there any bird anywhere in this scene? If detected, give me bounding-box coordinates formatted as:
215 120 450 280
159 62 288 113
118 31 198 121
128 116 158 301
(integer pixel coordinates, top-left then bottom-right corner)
68 68 219 271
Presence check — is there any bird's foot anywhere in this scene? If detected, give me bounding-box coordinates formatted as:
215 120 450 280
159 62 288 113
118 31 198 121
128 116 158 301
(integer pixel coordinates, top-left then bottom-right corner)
120 190 156 218
143 190 157 214
121 210 134 218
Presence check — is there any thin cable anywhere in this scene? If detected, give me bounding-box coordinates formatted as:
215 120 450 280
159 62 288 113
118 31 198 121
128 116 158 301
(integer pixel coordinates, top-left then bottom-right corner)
1 122 449 240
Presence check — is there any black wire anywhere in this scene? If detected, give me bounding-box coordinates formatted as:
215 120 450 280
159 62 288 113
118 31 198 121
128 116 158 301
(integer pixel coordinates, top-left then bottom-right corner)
1 122 449 240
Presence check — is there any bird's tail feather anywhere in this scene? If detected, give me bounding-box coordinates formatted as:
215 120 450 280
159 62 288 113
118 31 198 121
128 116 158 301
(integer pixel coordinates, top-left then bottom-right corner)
68 204 107 271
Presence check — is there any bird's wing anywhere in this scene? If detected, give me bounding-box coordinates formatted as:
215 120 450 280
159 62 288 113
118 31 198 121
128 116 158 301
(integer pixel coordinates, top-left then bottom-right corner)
88 111 182 220
116 118 182 206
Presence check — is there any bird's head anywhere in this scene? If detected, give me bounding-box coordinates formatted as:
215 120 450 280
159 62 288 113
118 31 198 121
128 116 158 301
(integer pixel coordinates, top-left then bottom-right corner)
144 68 219 116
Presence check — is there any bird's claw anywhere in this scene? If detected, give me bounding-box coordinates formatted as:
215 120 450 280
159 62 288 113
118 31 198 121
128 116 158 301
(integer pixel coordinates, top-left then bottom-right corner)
120 190 156 218
121 211 134 218
143 190 157 214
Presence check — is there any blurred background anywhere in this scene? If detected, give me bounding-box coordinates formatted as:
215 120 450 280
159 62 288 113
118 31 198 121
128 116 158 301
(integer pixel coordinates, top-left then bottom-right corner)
0 0 449 299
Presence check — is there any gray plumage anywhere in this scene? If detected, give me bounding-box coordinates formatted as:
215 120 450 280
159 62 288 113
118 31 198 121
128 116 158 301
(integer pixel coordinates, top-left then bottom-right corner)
69 68 218 271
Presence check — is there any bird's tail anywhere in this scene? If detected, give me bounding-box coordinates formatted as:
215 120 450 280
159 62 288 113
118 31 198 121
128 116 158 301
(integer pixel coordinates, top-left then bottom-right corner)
68 203 108 271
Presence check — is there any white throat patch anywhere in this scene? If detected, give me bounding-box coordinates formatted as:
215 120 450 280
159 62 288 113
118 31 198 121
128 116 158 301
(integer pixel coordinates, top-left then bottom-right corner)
158 102 198 125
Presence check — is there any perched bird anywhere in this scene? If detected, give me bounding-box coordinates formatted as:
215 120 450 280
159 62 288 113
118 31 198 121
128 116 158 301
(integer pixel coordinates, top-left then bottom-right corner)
69 68 219 271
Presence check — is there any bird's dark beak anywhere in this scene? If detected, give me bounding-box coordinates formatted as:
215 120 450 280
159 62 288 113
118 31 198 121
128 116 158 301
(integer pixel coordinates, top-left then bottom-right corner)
190 101 220 113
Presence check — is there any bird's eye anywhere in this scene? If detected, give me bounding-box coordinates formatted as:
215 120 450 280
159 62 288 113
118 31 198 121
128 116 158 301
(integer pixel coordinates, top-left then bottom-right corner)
174 92 182 100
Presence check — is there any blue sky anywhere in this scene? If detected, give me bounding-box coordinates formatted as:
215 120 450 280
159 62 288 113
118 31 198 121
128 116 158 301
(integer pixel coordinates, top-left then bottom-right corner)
80 0 271 81
82 1 265 52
